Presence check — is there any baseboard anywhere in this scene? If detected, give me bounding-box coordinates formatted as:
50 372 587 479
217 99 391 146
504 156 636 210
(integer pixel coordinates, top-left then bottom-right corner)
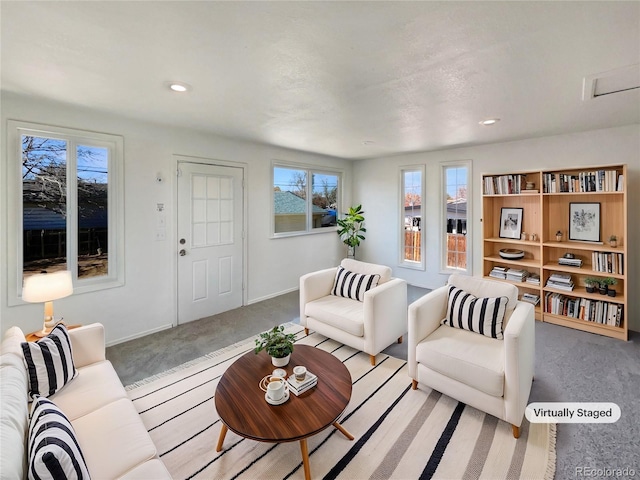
106 323 173 347
248 286 299 305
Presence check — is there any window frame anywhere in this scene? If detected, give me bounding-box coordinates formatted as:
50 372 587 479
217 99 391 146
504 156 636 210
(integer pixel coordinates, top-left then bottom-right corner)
7 120 125 306
398 164 426 270
271 161 342 238
440 160 472 274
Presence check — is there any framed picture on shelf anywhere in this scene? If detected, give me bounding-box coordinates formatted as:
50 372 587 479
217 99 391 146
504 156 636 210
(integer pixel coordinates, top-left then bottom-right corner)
499 207 523 239
569 202 601 242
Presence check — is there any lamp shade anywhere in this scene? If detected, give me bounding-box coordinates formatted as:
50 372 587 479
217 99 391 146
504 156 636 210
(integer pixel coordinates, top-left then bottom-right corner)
23 271 73 303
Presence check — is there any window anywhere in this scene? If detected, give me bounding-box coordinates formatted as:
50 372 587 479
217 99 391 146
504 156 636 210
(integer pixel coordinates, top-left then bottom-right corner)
272 163 340 236
399 166 425 269
8 121 124 302
442 161 471 273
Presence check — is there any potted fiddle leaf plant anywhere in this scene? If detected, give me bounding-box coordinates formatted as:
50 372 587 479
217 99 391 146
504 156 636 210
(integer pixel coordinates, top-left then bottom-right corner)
254 325 296 367
336 204 366 258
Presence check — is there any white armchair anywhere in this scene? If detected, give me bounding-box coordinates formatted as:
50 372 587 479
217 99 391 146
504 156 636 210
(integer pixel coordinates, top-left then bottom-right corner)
408 274 535 438
300 259 407 365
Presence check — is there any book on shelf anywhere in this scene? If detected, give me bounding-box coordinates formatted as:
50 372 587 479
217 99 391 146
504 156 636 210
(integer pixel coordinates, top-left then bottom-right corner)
542 169 620 193
526 273 540 285
521 293 540 306
546 280 575 291
489 266 507 279
592 252 624 274
483 174 528 195
558 257 583 267
287 371 318 396
506 268 529 282
548 272 572 283
544 292 623 327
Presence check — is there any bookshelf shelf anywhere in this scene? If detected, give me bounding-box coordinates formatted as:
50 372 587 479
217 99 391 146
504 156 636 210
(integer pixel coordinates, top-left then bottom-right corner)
482 165 627 339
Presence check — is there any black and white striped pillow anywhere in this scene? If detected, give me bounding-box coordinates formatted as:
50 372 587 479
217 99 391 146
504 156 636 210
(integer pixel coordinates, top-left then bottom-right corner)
442 285 508 339
331 266 380 302
21 324 78 399
28 396 91 480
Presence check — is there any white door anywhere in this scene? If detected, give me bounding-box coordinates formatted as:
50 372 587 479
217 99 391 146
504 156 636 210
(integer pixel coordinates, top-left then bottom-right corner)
177 162 244 324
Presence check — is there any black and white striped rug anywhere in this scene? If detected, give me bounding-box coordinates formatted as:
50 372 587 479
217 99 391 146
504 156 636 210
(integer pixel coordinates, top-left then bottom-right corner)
126 324 555 480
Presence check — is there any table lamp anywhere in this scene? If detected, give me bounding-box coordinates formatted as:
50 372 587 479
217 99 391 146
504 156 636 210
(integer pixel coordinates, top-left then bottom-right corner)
22 270 73 337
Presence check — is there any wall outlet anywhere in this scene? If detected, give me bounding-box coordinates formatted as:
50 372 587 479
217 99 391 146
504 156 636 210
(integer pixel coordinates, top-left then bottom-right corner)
155 229 166 241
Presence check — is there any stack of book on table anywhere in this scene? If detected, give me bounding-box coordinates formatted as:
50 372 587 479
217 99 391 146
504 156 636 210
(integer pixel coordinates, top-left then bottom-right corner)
489 266 507 279
546 272 574 291
506 268 529 282
287 371 318 396
558 256 583 267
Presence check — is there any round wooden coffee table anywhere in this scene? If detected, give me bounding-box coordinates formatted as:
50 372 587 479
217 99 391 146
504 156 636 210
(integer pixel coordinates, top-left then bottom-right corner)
215 345 353 480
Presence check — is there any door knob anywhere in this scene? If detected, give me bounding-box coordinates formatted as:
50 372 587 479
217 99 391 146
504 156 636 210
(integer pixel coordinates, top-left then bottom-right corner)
180 238 186 245
179 249 186 256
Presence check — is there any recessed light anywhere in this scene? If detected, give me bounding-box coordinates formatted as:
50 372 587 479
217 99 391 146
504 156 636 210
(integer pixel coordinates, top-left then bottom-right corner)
168 82 190 92
479 118 500 126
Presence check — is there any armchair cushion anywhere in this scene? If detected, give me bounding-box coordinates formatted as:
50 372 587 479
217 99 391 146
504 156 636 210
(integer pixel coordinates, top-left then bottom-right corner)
442 285 508 339
21 324 78 399
305 295 364 336
416 325 505 397
331 266 380 302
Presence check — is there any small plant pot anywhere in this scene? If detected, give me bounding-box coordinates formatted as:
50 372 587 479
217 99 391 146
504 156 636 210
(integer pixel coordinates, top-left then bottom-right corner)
271 354 291 367
607 289 617 297
556 234 562 242
585 286 595 294
610 240 617 248
599 286 608 295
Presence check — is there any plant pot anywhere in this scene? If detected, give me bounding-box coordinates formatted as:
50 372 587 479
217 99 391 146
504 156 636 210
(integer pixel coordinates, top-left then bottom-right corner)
556 235 562 242
347 245 355 259
610 240 617 248
607 289 616 297
599 286 608 295
271 354 291 367
586 286 595 293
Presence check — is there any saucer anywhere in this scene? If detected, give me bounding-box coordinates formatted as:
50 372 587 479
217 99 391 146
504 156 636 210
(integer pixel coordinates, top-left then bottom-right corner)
265 390 289 406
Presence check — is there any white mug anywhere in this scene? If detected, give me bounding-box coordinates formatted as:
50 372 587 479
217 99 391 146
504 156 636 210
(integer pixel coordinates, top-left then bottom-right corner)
267 378 287 401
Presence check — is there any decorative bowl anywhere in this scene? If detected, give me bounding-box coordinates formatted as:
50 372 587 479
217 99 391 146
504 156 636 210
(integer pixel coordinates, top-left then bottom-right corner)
499 248 524 260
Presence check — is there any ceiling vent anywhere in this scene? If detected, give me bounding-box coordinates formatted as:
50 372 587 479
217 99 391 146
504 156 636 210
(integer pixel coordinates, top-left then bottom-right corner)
582 64 640 101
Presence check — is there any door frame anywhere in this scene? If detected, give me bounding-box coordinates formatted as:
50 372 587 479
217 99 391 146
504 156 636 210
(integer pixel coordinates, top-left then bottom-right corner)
173 155 249 326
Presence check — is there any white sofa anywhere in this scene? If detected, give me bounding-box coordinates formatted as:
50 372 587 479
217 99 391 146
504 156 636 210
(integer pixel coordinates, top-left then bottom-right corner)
300 258 407 365
0 323 172 479
408 274 535 438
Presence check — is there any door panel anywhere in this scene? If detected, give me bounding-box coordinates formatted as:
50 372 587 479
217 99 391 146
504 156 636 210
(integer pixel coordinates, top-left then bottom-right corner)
178 162 243 324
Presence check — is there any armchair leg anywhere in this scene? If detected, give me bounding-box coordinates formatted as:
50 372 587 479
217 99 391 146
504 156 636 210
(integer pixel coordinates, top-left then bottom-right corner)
370 355 376 366
512 425 520 439
411 379 418 390
304 328 309 335
397 336 403 344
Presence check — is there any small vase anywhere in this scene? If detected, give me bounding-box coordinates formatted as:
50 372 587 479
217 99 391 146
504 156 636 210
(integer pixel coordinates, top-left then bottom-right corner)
607 289 616 297
599 285 608 295
347 245 356 259
271 354 291 367
610 240 617 248
586 286 595 294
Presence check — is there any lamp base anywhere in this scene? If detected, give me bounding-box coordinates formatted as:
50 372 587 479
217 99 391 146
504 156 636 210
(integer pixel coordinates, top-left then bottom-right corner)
33 328 50 338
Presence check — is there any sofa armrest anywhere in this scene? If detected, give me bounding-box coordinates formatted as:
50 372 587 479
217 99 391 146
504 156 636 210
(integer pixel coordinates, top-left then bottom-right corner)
407 285 448 378
363 278 407 355
503 301 535 426
299 267 338 326
69 323 106 368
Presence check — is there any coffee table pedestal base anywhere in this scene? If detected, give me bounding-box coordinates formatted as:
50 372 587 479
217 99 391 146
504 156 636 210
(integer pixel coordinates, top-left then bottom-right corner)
215 421 353 480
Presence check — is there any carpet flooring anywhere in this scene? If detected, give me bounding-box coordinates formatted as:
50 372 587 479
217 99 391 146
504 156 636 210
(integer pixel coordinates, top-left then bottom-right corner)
108 288 640 479
126 324 555 480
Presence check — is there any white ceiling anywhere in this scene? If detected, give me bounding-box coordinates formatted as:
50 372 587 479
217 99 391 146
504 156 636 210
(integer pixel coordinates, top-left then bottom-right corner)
2 1 639 159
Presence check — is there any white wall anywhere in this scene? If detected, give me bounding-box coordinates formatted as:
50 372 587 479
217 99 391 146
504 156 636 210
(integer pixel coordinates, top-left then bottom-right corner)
353 125 640 331
1 92 352 344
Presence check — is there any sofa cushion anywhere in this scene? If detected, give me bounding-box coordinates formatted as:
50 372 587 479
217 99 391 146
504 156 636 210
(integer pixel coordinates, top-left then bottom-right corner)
340 258 392 284
416 325 505 397
118 459 172 479
1 349 30 480
305 295 364 336
72 398 157 479
28 396 91 480
331 266 380 302
21 324 78 399
442 285 508 339
50 361 128 421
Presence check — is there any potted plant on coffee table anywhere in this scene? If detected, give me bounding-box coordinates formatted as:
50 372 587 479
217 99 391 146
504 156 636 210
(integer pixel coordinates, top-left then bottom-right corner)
254 325 296 367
